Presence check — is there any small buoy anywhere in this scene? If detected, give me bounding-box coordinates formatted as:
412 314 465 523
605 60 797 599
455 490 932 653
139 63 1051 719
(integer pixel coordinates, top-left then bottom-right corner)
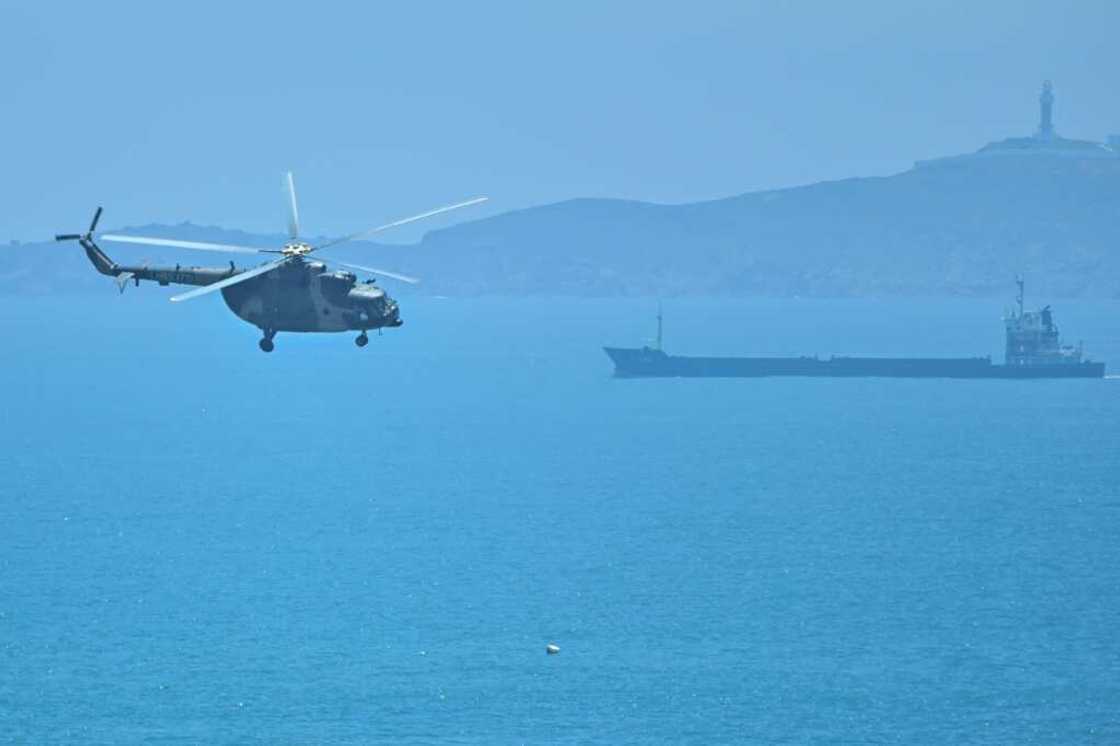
546 643 560 655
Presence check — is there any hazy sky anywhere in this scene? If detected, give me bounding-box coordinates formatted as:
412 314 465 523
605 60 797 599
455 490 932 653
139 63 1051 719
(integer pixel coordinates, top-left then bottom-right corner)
5 0 1120 242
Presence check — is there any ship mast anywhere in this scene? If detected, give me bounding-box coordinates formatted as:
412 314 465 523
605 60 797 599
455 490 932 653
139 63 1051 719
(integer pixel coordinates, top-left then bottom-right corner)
1015 276 1025 317
656 303 663 351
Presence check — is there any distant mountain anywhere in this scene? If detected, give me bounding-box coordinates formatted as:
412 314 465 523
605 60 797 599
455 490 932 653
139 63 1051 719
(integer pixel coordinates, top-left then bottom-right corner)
5 154 1120 298
407 154 1120 298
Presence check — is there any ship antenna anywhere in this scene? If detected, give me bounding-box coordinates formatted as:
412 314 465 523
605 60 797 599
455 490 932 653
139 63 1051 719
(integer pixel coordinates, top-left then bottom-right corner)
1015 275 1024 317
656 302 663 352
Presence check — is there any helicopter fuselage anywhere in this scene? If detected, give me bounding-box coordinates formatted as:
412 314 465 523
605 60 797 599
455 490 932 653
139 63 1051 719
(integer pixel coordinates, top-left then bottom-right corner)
78 237 402 337
220 258 402 333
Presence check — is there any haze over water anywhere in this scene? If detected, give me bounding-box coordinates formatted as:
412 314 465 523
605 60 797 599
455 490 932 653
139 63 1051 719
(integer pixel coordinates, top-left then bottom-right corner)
2 295 1118 742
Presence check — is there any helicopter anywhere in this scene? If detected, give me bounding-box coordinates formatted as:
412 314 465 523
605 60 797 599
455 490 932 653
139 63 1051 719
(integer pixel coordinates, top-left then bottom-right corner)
55 173 487 352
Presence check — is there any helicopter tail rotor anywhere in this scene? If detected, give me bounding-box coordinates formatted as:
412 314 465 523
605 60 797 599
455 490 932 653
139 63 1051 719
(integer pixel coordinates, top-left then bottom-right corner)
55 206 103 243
54 207 121 281
89 206 103 235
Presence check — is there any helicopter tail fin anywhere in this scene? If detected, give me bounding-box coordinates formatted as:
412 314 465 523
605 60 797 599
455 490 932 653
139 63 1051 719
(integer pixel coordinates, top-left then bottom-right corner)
112 271 135 294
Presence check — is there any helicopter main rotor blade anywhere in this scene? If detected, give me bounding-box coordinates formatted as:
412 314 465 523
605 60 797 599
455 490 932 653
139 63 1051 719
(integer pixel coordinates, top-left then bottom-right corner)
312 196 488 252
323 258 420 285
169 257 290 303
285 171 300 240
98 234 279 255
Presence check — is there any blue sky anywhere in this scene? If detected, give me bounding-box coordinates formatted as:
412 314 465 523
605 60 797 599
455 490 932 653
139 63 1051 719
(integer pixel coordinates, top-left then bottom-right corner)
5 0 1120 242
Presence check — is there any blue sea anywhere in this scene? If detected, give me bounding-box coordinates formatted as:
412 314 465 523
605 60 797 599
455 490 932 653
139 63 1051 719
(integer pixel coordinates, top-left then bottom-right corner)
1 294 1118 743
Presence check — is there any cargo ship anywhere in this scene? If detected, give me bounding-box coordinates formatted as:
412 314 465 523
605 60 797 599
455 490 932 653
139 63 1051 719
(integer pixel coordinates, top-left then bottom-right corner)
604 281 1105 379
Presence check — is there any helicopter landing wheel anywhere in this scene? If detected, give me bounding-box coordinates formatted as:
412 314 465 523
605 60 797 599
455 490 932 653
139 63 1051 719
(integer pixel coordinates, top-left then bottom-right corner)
259 338 275 353
355 332 369 348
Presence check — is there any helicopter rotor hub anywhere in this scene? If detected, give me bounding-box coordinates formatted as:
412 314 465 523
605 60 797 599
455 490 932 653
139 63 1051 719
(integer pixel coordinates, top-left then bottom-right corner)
281 242 313 258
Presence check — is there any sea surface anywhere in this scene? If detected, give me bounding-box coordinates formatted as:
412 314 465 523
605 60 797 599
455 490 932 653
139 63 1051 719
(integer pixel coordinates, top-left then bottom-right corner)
1 294 1118 744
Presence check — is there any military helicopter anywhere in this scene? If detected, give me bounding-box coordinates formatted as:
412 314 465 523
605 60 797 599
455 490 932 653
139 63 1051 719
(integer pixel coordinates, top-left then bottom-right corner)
55 173 486 351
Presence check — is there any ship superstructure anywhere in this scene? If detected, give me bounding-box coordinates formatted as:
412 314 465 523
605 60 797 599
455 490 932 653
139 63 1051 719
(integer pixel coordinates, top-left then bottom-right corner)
1004 278 1085 367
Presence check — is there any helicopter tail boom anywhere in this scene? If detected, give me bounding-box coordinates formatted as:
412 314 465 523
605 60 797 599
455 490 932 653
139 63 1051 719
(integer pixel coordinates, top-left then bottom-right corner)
80 236 119 277
57 208 242 294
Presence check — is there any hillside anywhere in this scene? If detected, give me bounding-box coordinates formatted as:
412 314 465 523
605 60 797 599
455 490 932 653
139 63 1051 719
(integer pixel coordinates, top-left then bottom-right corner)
5 154 1120 298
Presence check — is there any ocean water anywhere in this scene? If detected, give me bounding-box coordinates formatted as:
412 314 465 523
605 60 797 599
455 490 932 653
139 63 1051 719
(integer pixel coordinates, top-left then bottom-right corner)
1 294 1118 744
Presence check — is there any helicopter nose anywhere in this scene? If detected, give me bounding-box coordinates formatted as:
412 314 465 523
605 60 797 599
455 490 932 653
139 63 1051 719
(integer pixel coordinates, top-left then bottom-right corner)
379 301 401 327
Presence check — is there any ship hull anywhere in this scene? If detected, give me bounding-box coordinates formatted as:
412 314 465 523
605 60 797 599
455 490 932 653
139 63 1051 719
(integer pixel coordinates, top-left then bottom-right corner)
604 347 1106 379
